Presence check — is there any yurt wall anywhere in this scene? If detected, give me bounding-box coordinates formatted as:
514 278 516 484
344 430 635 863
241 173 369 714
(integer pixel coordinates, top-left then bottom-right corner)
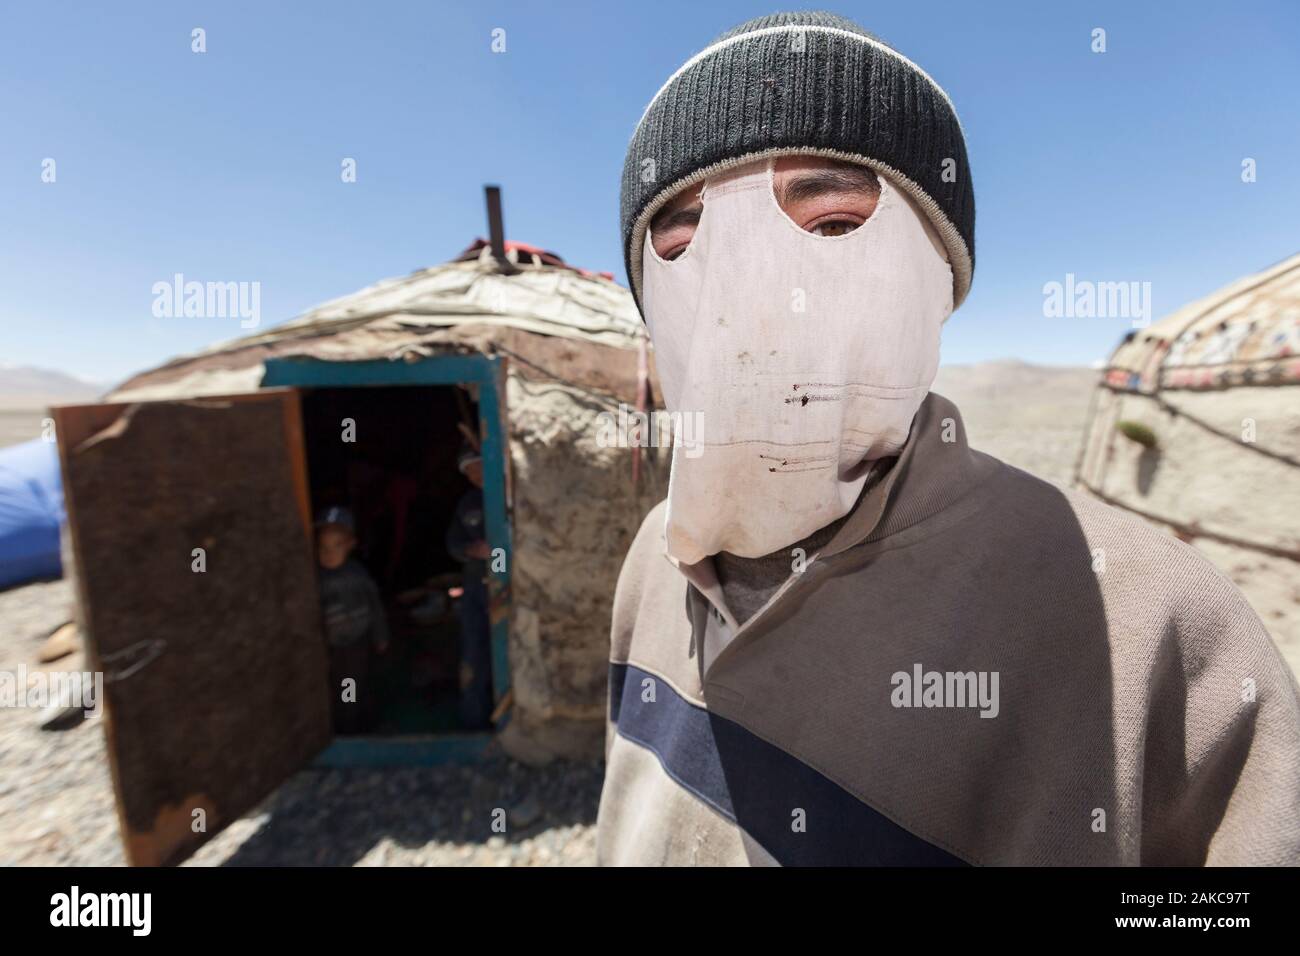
1076 252 1300 675
1080 385 1300 558
502 367 669 761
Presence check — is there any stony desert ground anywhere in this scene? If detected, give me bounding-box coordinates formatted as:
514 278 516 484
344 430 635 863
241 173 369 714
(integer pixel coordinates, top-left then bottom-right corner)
0 577 599 867
1 361 1296 866
0 409 48 449
0 576 598 866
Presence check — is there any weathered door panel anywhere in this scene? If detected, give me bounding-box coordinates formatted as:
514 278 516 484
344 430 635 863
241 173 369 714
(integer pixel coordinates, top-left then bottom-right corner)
54 390 328 866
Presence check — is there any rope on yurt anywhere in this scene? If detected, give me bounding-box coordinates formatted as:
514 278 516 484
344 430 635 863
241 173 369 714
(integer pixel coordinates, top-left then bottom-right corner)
1098 381 1300 469
1152 390 1300 468
490 344 633 411
1077 483 1300 562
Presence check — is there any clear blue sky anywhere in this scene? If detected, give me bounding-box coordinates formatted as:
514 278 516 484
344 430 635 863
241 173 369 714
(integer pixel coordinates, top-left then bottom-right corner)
3 1 1297 385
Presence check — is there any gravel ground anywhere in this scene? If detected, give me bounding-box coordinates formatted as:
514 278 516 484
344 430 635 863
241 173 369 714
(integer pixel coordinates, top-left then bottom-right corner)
0 579 601 867
0 410 48 449
4 368 1293 865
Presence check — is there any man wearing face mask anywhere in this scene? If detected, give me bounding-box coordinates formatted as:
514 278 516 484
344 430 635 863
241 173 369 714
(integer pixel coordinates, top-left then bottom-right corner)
597 11 1300 866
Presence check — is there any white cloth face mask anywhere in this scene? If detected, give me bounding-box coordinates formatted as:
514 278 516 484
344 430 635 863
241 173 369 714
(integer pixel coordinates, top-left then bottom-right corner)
641 158 954 565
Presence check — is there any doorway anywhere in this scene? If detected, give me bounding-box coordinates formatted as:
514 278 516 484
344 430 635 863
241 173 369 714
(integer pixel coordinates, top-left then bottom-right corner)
303 383 479 735
263 355 513 766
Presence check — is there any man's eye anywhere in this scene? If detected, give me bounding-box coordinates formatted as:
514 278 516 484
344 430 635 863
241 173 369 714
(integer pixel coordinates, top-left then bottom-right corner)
809 218 862 237
663 245 687 261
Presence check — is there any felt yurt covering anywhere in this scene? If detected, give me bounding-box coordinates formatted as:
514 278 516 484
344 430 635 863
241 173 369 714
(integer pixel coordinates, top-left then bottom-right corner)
1076 252 1300 561
104 241 671 762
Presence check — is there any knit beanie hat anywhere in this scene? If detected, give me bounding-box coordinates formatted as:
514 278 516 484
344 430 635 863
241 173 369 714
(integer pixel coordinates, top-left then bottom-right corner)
620 10 974 311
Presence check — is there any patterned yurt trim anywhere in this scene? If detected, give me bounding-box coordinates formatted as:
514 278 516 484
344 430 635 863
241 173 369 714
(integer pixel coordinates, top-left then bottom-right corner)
1102 252 1300 395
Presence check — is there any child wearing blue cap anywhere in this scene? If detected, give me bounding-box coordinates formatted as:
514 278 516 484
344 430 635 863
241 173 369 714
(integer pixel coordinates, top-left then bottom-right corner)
315 506 389 734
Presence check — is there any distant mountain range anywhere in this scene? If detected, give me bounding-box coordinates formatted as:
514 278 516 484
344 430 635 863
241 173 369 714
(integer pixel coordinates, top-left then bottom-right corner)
0 358 1098 411
0 364 104 409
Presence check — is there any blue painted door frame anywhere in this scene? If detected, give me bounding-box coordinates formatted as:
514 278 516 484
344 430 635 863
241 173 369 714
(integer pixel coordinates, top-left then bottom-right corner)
262 355 512 766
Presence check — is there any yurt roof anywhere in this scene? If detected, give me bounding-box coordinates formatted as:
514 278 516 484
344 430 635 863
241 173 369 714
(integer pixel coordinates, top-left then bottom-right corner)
109 241 656 405
1104 252 1300 392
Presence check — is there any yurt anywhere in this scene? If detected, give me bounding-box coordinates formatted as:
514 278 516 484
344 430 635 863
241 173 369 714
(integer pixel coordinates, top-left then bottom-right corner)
53 217 670 865
1075 252 1300 666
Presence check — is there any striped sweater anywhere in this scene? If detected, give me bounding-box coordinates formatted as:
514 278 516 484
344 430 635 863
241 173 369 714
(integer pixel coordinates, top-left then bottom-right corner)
597 392 1300 865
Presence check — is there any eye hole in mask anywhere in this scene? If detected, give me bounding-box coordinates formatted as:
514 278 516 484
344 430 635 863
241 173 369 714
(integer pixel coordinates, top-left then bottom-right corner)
648 156 883 262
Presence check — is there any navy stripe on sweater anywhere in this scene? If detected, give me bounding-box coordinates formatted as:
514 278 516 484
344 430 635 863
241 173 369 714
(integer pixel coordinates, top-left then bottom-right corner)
609 661 968 866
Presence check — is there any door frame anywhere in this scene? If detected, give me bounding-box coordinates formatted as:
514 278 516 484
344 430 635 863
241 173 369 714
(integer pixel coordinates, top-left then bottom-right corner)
262 355 513 767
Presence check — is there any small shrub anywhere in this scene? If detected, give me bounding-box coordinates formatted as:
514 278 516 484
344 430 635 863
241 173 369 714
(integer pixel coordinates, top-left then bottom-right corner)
1116 420 1158 449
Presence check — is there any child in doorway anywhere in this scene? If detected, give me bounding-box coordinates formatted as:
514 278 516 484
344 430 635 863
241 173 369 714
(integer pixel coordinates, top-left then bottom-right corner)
445 446 495 730
316 506 389 734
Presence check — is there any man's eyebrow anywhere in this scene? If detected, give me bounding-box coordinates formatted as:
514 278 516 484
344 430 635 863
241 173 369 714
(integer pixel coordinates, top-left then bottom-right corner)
780 166 881 205
651 202 702 234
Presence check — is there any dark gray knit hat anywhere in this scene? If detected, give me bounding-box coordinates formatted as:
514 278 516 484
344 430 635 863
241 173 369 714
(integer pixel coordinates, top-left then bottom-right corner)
620 10 974 310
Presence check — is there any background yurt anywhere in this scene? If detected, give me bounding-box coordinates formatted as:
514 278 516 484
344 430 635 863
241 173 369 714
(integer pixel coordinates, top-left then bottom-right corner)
53 211 670 865
1076 252 1300 674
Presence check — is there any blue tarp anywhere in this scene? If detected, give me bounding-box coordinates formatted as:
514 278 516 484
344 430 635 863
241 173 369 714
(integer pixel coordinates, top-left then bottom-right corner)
0 438 65 589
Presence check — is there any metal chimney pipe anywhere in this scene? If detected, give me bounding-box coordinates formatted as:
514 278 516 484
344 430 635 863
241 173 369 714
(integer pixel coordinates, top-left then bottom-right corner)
484 185 517 274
